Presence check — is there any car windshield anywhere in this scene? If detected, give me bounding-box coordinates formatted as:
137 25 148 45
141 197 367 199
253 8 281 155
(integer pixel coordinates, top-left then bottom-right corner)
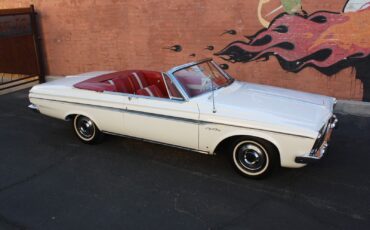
172 60 233 98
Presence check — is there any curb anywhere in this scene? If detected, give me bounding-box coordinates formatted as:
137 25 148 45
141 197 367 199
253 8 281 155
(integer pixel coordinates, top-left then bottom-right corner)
335 100 370 117
46 75 64 81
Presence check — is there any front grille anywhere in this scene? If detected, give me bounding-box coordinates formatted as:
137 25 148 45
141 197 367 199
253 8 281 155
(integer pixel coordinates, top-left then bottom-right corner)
310 122 328 155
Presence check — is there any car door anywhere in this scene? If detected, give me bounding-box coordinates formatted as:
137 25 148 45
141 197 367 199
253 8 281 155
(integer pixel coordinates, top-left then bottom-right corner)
91 91 130 135
123 96 199 150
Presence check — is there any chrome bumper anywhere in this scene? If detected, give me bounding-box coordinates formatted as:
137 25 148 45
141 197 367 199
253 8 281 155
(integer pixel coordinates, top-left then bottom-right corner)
295 115 338 164
28 104 40 113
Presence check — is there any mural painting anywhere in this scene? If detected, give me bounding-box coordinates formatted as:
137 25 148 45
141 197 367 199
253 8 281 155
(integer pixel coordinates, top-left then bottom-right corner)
258 0 304 28
214 0 370 101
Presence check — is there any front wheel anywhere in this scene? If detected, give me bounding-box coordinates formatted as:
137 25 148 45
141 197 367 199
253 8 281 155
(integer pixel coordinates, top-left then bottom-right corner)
73 115 103 144
230 137 279 179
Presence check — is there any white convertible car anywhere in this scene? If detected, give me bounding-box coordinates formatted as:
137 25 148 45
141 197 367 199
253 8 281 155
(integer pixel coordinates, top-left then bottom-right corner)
28 59 338 178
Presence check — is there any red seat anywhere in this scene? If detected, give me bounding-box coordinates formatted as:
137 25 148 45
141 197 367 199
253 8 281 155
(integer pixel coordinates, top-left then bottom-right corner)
107 78 129 93
128 72 148 91
136 85 164 98
74 70 168 97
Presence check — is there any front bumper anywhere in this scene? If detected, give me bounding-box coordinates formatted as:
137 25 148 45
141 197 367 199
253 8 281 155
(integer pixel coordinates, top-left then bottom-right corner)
28 104 40 113
295 115 338 164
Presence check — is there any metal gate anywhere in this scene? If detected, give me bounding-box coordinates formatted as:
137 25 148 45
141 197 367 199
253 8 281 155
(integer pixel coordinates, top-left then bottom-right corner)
0 5 45 91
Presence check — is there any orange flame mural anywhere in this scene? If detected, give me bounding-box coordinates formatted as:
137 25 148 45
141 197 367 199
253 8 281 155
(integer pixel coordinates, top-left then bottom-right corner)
216 6 370 71
216 2 370 100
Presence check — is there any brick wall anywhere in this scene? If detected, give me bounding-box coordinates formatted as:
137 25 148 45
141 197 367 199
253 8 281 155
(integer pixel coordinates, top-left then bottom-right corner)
0 0 368 100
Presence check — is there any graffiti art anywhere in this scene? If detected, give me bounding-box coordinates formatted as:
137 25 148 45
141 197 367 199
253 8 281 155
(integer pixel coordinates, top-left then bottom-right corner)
163 45 183 52
216 0 370 101
220 29 237 36
343 0 370 12
258 0 304 28
205 45 215 51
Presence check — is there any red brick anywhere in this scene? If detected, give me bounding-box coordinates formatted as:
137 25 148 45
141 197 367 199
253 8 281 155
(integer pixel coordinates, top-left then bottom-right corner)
0 0 365 100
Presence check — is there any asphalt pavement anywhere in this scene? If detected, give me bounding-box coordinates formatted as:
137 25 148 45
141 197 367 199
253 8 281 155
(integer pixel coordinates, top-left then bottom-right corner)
0 89 369 230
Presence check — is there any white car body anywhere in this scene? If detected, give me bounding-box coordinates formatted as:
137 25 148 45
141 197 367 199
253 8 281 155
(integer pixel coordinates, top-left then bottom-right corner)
29 59 337 170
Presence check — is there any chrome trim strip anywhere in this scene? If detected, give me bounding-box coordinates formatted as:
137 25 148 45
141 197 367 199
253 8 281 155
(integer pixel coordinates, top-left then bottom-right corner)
210 60 233 81
199 121 314 139
30 96 197 124
166 72 190 101
102 131 211 155
31 96 123 112
162 72 172 99
124 109 199 124
167 58 213 75
161 72 184 101
30 96 314 139
103 91 185 104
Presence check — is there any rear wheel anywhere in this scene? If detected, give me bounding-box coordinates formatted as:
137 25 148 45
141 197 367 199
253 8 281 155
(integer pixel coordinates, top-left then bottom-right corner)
230 137 279 179
73 115 103 144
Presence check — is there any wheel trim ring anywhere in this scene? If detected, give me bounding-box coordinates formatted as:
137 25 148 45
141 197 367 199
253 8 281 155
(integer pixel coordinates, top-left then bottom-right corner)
74 115 96 141
237 145 266 171
233 140 270 176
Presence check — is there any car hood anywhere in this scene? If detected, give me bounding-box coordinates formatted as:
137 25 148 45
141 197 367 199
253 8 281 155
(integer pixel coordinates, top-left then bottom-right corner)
198 81 335 136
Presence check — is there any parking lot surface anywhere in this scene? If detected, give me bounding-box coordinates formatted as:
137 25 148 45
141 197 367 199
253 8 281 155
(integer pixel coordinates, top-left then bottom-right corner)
0 89 369 230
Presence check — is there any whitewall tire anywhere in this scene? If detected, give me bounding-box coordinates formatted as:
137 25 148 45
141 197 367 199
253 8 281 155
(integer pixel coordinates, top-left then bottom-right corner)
230 137 279 179
73 115 103 144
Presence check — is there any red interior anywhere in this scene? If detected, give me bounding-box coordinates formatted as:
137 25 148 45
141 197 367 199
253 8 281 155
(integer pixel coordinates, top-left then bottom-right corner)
74 82 117 93
136 85 165 98
74 70 169 98
175 73 203 97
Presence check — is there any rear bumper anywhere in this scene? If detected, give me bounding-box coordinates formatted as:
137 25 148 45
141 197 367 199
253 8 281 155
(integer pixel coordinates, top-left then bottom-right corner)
28 104 40 113
295 115 338 164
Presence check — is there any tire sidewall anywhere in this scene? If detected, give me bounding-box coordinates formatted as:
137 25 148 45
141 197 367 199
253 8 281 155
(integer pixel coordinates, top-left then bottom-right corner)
231 137 277 178
73 115 97 143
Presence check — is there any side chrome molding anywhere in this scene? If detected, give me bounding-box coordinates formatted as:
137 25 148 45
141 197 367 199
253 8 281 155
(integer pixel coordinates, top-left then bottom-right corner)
29 97 315 139
102 131 212 155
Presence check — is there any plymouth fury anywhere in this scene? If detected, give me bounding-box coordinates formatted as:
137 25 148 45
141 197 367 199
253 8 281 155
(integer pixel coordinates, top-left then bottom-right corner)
28 59 338 178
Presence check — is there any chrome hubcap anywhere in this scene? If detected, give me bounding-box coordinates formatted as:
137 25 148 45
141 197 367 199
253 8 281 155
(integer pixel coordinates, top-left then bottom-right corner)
77 117 95 139
236 143 266 171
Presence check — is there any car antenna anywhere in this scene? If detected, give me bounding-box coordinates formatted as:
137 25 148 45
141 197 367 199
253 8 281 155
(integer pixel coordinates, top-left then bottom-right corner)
206 62 217 113
211 78 217 113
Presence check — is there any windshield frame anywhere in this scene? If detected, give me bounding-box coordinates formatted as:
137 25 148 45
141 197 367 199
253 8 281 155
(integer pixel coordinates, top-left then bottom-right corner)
166 58 234 100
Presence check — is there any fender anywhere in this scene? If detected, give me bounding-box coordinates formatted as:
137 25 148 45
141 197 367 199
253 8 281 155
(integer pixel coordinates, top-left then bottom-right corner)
209 127 282 155
64 111 102 131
